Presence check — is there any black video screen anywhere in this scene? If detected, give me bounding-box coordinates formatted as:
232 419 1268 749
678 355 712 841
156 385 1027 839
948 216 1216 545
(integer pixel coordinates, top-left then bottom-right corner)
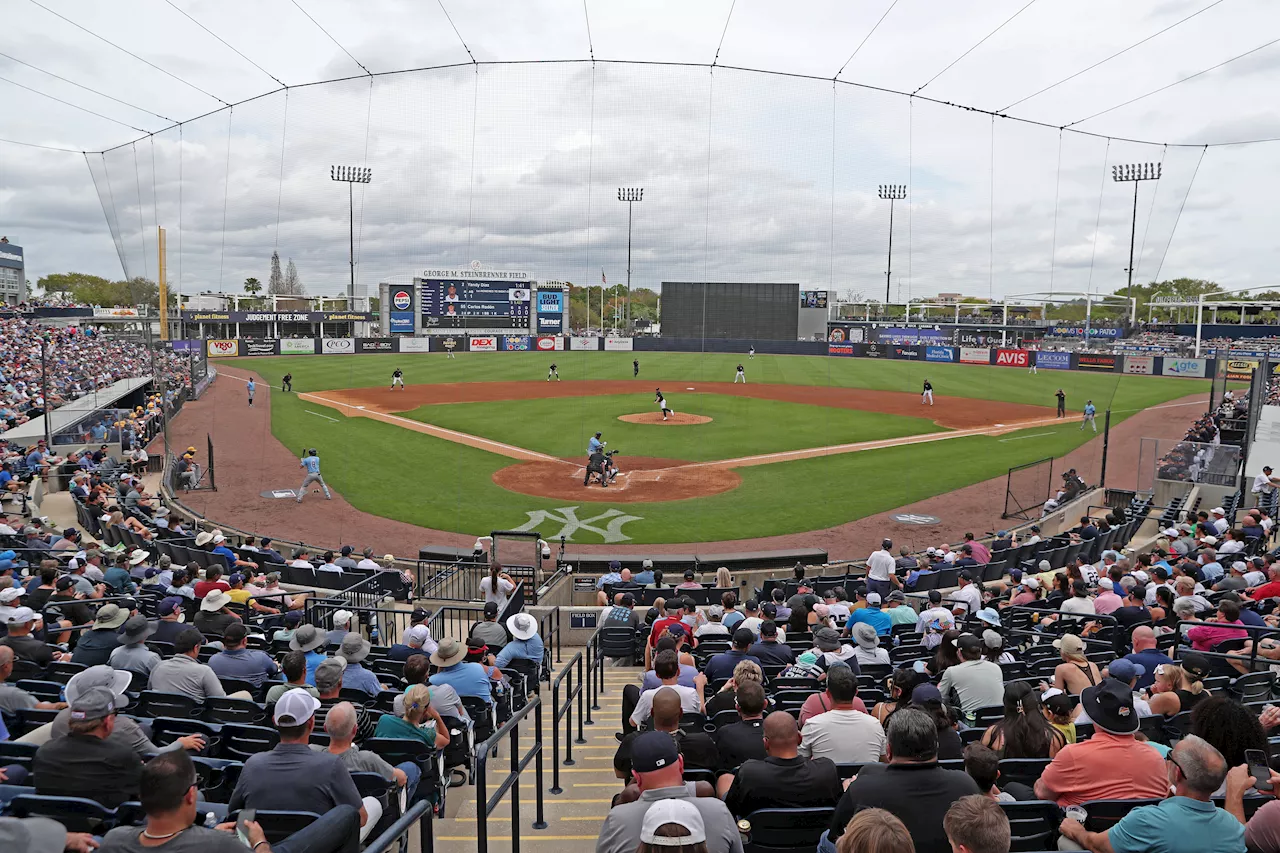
660 282 799 340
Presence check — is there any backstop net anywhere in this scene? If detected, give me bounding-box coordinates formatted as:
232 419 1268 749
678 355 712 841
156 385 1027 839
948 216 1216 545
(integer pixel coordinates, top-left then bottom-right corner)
1003 457 1053 520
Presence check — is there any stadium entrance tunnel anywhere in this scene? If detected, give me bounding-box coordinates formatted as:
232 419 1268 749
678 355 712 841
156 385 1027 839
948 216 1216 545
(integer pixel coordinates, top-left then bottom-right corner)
491 455 741 502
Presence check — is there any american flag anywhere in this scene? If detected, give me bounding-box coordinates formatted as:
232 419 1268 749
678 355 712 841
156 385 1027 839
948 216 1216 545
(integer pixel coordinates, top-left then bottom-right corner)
601 269 606 284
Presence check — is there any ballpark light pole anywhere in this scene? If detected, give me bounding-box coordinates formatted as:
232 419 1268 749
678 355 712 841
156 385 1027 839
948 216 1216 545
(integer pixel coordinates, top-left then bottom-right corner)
878 184 907 307
618 187 643 334
330 166 373 308
1111 162 1161 323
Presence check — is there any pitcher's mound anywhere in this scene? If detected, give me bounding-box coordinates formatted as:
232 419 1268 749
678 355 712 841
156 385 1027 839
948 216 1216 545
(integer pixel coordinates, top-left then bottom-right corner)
618 412 712 425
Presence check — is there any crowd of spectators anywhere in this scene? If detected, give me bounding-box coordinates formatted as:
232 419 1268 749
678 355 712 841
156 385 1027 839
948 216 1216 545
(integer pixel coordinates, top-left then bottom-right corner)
0 316 191 438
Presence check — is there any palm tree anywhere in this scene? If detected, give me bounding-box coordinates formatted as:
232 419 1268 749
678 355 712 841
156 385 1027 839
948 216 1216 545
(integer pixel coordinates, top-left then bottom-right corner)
244 277 262 296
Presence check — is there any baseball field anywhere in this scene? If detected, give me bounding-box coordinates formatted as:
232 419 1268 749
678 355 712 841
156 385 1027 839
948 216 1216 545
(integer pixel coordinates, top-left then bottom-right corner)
203 350 1208 548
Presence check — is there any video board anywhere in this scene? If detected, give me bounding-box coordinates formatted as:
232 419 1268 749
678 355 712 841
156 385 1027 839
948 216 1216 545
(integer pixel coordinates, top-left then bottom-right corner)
800 290 828 309
661 282 799 340
417 272 531 330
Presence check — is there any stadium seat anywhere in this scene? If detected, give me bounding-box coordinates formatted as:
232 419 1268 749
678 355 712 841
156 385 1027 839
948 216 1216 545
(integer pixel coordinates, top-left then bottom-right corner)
1079 798 1163 832
739 807 834 853
6 794 116 834
1000 800 1061 851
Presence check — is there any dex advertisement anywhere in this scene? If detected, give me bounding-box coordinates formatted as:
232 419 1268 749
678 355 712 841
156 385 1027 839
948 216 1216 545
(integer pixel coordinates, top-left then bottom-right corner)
1035 351 1072 370
1162 358 1207 378
398 338 431 353
469 336 498 352
279 338 315 354
960 348 991 365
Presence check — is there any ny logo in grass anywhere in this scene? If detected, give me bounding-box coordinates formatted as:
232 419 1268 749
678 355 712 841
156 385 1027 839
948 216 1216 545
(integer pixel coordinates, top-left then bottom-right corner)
513 506 643 543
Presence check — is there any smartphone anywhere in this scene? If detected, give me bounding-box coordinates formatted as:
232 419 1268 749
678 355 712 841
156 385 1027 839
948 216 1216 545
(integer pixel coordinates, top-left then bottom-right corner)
236 808 256 847
1245 749 1272 791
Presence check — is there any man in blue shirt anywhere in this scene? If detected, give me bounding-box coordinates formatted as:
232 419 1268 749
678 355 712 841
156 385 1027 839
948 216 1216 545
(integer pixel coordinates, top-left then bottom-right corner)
334 633 384 696
847 592 892 637
1080 399 1097 433
429 638 494 703
210 622 281 689
495 613 545 669
631 559 656 586
296 449 331 503
1058 733 1243 853
587 431 605 456
289 623 330 686
702 629 761 683
596 560 625 606
246 377 256 407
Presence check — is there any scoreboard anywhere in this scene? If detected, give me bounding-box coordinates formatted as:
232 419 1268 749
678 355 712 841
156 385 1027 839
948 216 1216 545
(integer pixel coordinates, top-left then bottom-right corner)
417 270 532 330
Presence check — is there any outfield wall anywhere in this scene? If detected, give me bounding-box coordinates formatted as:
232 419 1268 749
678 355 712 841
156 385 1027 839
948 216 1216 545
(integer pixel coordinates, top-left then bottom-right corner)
194 334 1217 379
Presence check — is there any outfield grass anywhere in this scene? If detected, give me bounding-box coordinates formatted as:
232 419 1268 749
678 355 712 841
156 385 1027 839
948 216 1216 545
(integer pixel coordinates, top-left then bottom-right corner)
241 351 1209 544
400 393 944 461
227 350 1201 414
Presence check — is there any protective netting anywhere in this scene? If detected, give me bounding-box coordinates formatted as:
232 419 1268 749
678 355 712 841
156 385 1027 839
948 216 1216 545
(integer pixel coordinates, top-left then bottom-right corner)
79 61 1210 550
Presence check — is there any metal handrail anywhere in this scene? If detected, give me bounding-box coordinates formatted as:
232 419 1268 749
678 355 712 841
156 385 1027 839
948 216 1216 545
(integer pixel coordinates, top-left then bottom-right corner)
475 696 546 853
548 651 585 795
363 799 434 853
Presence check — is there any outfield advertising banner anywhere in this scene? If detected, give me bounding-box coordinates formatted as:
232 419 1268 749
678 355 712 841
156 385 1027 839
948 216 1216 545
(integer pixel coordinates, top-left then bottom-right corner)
536 314 563 333
321 338 355 354
994 349 1029 368
469 336 498 352
1124 356 1155 375
503 336 531 351
570 336 599 351
389 286 415 334
876 327 950 346
535 336 564 352
925 347 956 363
279 338 315 355
893 347 922 360
206 339 240 358
828 343 855 356
536 291 563 313
438 336 465 354
356 339 396 353
398 338 431 353
1076 353 1117 371
1162 358 1207 378
863 343 885 359
826 326 866 344
243 339 279 356
1035 351 1072 370
1226 359 1259 381
604 337 634 351
960 347 991 365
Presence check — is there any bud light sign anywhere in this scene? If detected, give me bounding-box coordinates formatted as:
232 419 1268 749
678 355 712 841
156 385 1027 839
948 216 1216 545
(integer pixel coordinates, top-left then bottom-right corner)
389 287 415 333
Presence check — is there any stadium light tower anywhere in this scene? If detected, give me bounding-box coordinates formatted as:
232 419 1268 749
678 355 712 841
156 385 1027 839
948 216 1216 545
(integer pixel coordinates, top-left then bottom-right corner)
618 187 643 333
1111 162 1161 321
330 166 373 307
878 184 907 306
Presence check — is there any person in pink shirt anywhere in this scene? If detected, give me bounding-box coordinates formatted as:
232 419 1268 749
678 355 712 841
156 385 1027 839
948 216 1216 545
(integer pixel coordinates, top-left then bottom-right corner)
963 532 991 565
1092 577 1125 616
1186 599 1249 651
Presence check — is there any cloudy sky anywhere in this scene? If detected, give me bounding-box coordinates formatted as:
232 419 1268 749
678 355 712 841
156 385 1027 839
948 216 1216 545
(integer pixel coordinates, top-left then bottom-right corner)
2 0 1278 303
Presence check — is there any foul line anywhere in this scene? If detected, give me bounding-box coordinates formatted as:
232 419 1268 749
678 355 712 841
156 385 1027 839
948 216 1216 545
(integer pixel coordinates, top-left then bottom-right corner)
297 392 563 463
998 431 1056 442
305 410 338 422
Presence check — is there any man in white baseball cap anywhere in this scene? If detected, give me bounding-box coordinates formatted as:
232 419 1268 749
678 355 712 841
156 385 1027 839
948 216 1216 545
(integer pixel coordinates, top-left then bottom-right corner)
227 687 380 841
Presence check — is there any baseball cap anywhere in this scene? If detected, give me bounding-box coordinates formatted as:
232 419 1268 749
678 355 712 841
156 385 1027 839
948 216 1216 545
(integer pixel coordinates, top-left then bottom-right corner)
1009 569 1023 583
68 686 118 722
314 657 347 692
911 683 943 704
865 592 882 606
411 607 429 623
227 573 244 586
957 634 983 653
1107 658 1145 683
483 601 499 616
55 576 76 592
273 687 322 726
1053 633 1085 658
609 560 622 570
887 590 905 603
640 799 706 847
0 816 69 853
1179 652 1212 680
158 596 185 618
630 730 680 773
0 587 22 603
5 606 35 625
1098 577 1114 590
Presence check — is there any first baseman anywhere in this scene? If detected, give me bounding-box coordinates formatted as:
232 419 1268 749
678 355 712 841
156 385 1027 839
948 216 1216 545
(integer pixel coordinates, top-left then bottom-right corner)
247 377 256 407
734 363 746 383
921 379 934 406
655 389 674 420
548 362 560 381
297 448 332 503
391 368 404 390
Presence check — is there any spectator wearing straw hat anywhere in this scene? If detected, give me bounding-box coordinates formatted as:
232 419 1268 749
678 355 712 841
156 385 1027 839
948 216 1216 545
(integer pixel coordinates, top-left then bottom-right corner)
497 613 544 668
334 632 384 697
70 601 128 667
429 637 493 703
290 623 329 686
192 588 240 638
109 614 160 678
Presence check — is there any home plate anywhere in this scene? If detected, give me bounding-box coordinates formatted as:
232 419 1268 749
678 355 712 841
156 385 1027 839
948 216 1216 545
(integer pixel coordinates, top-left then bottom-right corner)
261 488 300 499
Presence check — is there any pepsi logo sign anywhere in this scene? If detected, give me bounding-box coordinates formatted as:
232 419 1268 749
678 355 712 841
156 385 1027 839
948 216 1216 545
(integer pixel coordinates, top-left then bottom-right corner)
392 290 411 310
